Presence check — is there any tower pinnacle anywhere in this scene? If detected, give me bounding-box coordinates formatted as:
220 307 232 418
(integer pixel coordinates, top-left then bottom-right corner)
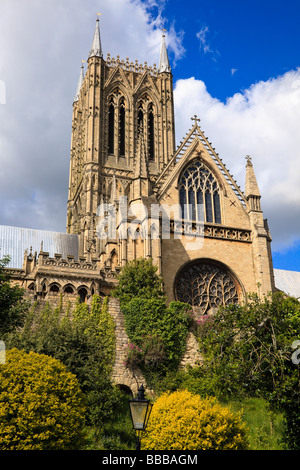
134 124 149 180
245 156 261 212
158 31 171 73
245 156 261 198
74 63 84 102
89 16 103 59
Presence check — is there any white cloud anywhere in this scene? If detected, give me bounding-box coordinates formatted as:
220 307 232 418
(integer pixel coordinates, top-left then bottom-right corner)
196 25 219 62
174 70 300 252
196 26 212 54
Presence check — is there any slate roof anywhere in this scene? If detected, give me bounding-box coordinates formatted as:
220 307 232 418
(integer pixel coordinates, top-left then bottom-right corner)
0 225 79 269
274 268 300 299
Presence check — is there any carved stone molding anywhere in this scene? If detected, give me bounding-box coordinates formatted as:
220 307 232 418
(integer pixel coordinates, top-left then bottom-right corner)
166 220 251 243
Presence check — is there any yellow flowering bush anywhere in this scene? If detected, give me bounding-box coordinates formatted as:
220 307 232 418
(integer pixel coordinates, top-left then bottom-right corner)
142 390 249 450
0 348 86 450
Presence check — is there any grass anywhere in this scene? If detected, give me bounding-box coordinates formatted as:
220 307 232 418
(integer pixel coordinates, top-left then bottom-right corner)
84 391 136 450
221 397 285 450
84 394 285 450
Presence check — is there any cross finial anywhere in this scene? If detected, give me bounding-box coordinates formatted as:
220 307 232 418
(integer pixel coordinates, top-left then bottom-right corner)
245 155 252 165
191 114 201 126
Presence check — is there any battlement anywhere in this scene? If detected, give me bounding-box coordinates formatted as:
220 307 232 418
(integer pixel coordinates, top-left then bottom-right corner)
106 53 158 76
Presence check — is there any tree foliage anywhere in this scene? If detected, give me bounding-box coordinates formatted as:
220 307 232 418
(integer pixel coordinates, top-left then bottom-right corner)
7 295 117 426
0 256 29 336
195 291 300 449
142 390 249 450
0 348 86 450
112 258 165 305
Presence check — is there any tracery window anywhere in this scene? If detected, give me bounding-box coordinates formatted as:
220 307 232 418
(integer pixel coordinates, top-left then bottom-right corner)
107 91 126 157
119 97 126 157
179 160 222 223
108 98 115 154
137 101 144 132
148 104 155 160
136 97 155 161
175 260 239 313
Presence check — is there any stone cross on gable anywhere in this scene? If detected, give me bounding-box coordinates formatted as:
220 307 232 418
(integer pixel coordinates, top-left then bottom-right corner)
191 114 201 126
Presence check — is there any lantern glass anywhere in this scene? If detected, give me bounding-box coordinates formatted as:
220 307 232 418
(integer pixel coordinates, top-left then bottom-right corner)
129 401 149 430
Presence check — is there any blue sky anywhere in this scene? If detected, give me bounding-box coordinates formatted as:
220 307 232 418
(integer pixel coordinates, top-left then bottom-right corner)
0 0 299 272
161 0 300 271
162 0 300 99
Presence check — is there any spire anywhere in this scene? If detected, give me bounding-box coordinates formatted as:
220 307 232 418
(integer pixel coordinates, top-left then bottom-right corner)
74 63 85 102
158 31 171 73
89 17 103 59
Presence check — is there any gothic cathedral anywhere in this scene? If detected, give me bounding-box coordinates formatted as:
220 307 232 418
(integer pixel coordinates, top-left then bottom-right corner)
3 18 275 314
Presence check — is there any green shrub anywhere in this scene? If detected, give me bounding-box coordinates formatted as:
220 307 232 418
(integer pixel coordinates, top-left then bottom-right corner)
7 295 117 427
195 291 300 449
0 348 86 450
122 298 192 374
142 390 249 450
0 256 29 336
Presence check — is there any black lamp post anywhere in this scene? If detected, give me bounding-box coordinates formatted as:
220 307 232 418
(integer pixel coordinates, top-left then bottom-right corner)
129 384 152 450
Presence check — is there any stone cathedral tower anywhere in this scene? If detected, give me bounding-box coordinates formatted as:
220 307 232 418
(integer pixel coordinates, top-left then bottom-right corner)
67 18 175 261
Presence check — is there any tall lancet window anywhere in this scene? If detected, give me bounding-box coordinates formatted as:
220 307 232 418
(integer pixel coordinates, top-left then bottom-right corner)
179 160 222 224
148 104 155 161
137 101 144 132
119 97 126 157
108 97 115 155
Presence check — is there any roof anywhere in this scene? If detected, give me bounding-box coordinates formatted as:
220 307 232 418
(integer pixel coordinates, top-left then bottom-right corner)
0 225 79 269
274 268 300 299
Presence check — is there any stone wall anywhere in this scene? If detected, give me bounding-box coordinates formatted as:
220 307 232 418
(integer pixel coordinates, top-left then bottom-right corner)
107 298 202 396
178 331 203 370
108 298 150 397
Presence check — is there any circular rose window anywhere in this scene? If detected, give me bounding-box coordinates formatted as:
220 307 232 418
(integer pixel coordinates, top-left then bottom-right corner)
174 260 240 313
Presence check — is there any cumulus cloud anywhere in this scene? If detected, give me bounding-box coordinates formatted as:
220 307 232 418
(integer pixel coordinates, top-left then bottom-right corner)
174 69 300 252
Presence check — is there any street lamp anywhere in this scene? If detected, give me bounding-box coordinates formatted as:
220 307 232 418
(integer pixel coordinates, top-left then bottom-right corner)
129 384 152 450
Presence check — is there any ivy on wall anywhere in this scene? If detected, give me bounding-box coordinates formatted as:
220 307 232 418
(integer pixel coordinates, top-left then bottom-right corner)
113 258 192 384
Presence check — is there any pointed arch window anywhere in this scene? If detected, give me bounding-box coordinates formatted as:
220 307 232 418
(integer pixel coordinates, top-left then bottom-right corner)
148 104 155 160
107 92 126 157
108 98 115 154
119 97 126 157
136 97 156 161
137 101 144 133
179 160 222 224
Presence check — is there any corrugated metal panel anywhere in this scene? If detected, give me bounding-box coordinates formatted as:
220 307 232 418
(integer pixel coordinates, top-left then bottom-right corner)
0 225 79 269
274 268 300 299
